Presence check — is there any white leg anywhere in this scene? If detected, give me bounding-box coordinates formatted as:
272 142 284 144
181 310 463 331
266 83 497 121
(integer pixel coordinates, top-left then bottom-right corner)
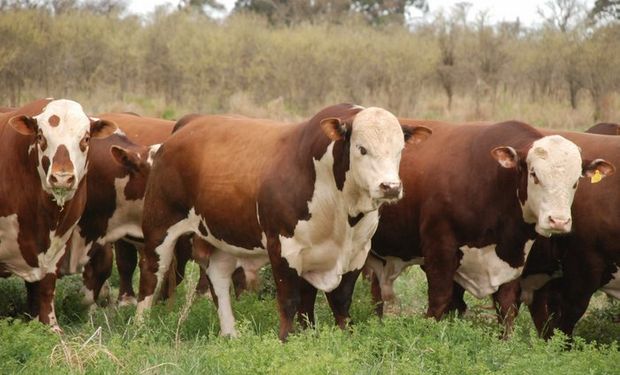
206 249 239 337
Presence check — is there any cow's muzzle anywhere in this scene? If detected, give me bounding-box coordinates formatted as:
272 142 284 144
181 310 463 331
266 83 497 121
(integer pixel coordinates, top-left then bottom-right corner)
379 181 402 200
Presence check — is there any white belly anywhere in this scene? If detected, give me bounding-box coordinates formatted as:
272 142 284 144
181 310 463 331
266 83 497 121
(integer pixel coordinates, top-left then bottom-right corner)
455 240 534 299
366 253 423 301
601 269 620 300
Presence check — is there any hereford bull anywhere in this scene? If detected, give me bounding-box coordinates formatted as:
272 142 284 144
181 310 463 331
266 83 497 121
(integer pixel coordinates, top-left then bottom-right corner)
362 120 613 335
136 104 431 340
0 98 116 330
521 124 620 338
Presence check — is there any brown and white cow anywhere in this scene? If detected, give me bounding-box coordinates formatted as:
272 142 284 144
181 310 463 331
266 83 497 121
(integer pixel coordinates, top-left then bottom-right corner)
0 98 116 330
362 120 612 335
61 113 165 306
67 113 248 307
521 124 620 338
136 104 431 340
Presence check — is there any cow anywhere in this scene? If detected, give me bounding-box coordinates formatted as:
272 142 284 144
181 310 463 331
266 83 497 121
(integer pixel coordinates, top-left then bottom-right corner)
521 124 620 338
68 113 251 307
360 119 613 336
61 112 166 306
135 103 431 340
0 98 116 330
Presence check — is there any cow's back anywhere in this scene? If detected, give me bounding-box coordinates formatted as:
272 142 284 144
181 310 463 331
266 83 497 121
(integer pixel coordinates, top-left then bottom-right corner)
150 115 294 249
98 113 174 146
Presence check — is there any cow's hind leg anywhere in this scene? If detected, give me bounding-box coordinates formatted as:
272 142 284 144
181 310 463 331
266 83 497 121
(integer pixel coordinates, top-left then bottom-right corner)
369 272 385 318
136 211 188 320
204 247 238 336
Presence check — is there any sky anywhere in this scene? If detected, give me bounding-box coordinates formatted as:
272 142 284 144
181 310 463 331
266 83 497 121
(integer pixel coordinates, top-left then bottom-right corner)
127 0 595 26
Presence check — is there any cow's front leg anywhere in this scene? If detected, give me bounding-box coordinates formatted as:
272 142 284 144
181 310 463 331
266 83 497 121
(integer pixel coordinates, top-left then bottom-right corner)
493 279 521 339
38 273 61 332
115 239 138 306
25 280 40 318
81 242 113 306
422 233 459 320
267 236 301 342
325 269 362 329
447 281 467 316
297 278 318 329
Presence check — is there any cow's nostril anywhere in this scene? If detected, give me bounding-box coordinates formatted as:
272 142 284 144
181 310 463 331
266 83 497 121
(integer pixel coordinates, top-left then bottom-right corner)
50 175 58 183
67 175 75 185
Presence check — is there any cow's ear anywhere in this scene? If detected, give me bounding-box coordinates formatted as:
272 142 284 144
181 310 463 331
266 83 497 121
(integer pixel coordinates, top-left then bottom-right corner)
582 158 615 181
110 146 142 172
9 115 38 135
402 125 431 145
90 118 117 139
320 117 347 141
491 146 519 168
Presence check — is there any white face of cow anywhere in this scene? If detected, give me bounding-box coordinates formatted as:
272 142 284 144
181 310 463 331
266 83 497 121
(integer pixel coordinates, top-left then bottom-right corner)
493 135 614 237
8 99 116 206
522 136 583 236
320 107 431 212
348 108 407 203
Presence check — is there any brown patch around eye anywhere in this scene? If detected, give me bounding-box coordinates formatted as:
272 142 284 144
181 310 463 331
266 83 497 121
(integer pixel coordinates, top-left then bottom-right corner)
37 131 47 151
41 155 50 174
48 115 60 127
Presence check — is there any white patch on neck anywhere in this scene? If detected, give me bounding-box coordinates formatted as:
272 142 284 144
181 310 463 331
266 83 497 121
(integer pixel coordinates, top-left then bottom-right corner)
278 143 380 291
601 268 620 300
455 240 535 299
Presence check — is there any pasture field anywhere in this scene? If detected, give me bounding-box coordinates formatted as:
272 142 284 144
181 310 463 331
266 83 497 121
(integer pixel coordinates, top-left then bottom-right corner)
0 264 618 374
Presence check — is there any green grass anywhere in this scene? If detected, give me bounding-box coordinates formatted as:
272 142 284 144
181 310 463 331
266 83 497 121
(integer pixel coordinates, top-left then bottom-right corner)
0 265 618 374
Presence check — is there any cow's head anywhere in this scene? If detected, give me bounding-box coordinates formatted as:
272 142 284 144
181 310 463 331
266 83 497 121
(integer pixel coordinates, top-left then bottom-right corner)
9 99 117 206
492 135 614 237
321 107 431 208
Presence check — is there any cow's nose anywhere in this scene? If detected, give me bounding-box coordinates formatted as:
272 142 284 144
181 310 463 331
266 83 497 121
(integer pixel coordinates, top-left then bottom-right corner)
49 172 75 189
548 216 571 232
379 181 402 199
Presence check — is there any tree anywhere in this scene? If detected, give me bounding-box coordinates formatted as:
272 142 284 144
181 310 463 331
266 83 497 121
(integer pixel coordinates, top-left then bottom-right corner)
234 0 351 25
179 0 225 15
589 0 620 21
351 0 427 25
537 0 585 32
234 0 427 25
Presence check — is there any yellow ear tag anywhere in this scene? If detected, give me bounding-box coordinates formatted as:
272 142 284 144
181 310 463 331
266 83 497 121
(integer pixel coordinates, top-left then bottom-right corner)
591 169 602 184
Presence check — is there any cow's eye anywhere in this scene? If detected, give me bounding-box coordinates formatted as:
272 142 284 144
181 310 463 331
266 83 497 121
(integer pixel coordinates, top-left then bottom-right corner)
83 134 90 144
573 181 578 189
359 146 367 156
530 171 540 184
